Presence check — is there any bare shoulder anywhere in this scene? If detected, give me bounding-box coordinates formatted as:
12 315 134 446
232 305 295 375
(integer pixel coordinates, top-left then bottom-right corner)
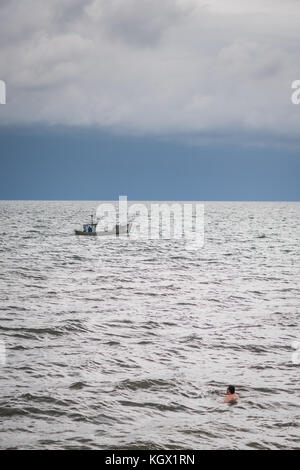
224 393 239 403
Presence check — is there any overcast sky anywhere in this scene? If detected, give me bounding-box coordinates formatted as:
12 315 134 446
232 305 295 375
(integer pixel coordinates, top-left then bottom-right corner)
1 1 300 200
1 0 300 143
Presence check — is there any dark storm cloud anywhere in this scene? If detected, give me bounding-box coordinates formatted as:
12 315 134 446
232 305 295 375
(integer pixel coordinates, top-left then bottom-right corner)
0 0 299 143
94 0 193 46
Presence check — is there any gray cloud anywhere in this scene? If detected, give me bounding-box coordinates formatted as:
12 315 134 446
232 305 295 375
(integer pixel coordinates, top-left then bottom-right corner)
0 0 299 143
87 0 191 46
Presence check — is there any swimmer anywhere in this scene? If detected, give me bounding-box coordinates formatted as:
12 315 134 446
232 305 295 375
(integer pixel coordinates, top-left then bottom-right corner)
223 385 239 403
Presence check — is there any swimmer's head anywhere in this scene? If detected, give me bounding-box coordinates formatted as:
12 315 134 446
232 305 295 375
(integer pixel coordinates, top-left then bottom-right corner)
227 385 235 395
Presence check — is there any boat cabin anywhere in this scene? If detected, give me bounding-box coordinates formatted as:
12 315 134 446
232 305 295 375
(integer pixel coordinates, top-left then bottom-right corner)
75 215 98 235
83 215 97 233
82 223 97 233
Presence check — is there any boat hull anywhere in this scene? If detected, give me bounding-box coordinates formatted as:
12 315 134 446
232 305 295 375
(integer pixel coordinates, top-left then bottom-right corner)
74 230 97 236
75 223 132 236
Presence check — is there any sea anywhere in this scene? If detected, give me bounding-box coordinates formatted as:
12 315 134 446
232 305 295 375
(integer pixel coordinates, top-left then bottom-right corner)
0 201 299 450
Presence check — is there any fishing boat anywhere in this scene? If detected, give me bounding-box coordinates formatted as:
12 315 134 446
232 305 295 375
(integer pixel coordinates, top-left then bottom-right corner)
74 215 132 236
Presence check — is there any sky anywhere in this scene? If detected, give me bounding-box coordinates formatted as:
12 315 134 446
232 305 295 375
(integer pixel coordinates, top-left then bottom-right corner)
0 0 300 200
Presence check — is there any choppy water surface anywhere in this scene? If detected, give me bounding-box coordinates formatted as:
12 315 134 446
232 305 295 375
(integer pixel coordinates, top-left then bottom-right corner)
0 201 299 450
